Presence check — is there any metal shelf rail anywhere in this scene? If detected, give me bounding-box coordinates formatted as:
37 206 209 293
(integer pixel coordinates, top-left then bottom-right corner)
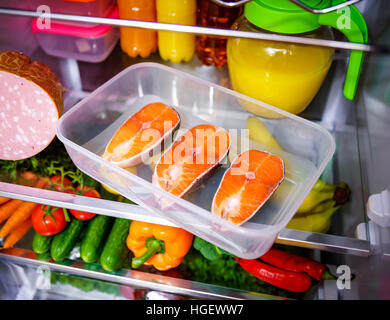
0 7 389 54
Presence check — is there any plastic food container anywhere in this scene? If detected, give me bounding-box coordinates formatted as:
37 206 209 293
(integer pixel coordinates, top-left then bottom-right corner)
28 0 115 18
31 6 119 63
28 0 115 28
57 63 335 259
0 0 38 56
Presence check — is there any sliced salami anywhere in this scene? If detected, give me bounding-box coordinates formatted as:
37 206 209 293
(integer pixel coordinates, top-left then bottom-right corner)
0 51 65 160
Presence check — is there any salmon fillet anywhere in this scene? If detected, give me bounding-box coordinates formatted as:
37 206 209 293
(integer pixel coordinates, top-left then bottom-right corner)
153 124 230 197
212 149 284 225
103 102 180 167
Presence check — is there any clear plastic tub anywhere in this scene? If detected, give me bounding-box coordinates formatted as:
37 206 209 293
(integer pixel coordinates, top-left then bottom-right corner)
56 63 335 259
27 0 115 28
0 0 39 56
28 0 115 25
31 7 119 63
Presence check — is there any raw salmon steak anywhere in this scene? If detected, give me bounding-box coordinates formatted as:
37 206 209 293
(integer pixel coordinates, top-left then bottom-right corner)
153 124 231 198
212 150 284 225
103 102 180 167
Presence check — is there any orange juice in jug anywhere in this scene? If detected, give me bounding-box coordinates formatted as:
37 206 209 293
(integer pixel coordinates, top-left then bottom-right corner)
226 0 367 117
227 17 334 117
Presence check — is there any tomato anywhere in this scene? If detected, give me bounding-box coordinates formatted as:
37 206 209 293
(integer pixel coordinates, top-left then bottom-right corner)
46 175 75 194
18 171 38 186
31 205 67 236
70 186 100 221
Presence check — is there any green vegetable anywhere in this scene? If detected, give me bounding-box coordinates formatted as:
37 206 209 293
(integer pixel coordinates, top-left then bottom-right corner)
95 280 120 295
81 215 112 263
54 259 74 284
32 232 53 254
55 258 73 266
51 219 84 261
77 223 88 242
69 275 95 292
100 218 131 272
36 252 52 262
57 274 68 285
0 138 99 189
83 262 102 272
193 236 233 261
50 272 58 285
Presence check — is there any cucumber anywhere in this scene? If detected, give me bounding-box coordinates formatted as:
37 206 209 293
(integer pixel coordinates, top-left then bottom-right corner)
32 232 53 254
83 262 102 272
54 259 74 284
96 281 120 295
100 218 131 272
80 215 112 263
69 275 95 292
36 252 52 262
51 218 84 261
50 272 58 285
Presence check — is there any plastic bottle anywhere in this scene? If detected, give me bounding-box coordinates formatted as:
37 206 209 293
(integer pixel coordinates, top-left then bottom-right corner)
117 0 157 58
156 0 196 64
196 0 242 68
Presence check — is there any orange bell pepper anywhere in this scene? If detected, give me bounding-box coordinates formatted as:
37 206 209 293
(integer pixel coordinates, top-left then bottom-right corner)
126 221 193 271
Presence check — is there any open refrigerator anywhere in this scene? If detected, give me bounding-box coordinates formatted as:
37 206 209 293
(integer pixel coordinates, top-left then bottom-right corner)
0 0 389 300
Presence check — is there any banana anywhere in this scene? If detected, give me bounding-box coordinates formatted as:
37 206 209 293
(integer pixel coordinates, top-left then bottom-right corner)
312 179 338 192
296 180 351 215
246 116 284 151
287 200 340 234
246 116 338 208
296 187 336 214
309 199 338 214
101 166 138 195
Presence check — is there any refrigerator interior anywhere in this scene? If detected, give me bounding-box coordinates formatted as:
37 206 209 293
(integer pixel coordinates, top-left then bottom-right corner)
0 0 390 300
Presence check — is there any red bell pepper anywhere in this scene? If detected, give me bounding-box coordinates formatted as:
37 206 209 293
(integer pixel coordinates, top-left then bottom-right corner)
235 257 312 293
260 248 326 281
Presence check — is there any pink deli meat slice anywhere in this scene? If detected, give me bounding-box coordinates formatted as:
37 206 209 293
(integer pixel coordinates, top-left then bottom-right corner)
0 51 65 160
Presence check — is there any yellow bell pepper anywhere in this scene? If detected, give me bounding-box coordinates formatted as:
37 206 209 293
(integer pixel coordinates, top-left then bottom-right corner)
127 221 193 271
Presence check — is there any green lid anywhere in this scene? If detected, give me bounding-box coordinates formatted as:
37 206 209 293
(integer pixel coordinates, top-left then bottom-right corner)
244 0 331 34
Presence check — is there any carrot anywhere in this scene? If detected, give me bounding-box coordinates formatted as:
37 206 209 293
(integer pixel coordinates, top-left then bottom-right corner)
0 197 10 205
0 201 37 239
0 177 48 239
0 199 23 224
2 218 31 249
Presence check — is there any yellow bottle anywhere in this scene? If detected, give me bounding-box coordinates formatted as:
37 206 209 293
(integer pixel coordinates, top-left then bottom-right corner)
156 0 196 64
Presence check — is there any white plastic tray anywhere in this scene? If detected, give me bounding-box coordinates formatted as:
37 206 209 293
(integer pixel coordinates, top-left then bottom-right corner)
56 63 335 259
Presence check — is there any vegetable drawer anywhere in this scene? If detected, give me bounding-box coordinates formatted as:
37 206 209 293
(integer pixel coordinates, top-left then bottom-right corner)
56 62 335 259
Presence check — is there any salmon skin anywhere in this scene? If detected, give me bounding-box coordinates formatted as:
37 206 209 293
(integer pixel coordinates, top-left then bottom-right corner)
103 102 180 168
212 150 284 225
153 124 231 198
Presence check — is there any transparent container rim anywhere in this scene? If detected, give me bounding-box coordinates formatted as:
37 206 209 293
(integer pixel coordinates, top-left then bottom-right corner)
56 62 336 236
